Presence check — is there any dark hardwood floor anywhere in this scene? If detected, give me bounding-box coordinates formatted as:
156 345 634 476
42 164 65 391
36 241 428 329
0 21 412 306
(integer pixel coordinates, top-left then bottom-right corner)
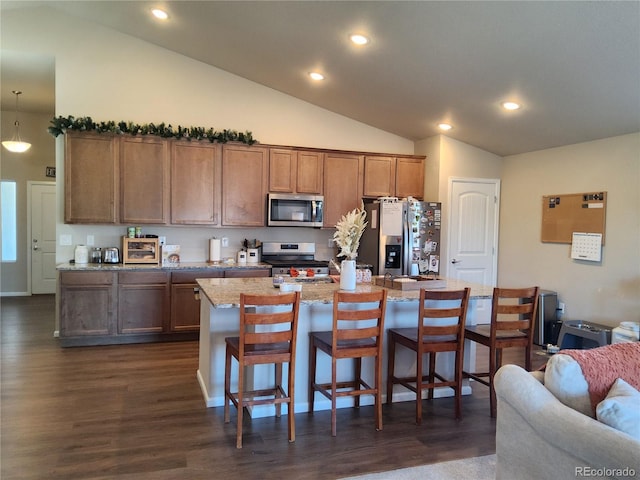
1 295 546 480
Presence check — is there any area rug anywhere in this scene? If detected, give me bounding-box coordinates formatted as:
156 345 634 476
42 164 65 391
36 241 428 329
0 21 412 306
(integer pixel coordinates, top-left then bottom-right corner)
340 454 496 480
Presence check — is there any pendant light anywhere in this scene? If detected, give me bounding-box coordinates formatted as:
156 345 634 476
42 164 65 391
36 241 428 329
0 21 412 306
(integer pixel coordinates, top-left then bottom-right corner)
2 90 31 153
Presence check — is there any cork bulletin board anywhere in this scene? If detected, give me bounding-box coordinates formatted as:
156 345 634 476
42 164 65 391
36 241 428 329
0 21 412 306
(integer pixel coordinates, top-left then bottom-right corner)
541 192 607 244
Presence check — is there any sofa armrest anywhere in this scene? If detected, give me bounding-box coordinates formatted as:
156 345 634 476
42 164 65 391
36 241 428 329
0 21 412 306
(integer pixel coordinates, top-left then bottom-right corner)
494 364 640 480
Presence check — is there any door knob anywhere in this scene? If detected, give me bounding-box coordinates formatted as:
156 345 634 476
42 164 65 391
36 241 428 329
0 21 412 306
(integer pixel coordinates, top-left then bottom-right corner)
451 258 460 264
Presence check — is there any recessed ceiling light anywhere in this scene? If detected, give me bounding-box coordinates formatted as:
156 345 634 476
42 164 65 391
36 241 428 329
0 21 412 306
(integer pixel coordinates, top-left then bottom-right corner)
350 34 370 45
502 101 521 111
309 72 325 81
151 8 169 20
438 123 453 131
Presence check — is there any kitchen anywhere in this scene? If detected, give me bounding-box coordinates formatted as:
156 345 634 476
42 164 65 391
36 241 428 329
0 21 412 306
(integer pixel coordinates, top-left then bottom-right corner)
2 3 638 333
1 3 638 479
55 131 428 346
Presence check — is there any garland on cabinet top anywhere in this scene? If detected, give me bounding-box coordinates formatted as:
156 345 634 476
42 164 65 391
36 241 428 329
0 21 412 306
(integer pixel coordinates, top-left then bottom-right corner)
48 115 257 145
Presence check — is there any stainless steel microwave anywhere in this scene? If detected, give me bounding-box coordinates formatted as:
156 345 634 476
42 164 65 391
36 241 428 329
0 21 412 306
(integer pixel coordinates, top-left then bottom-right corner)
267 193 324 227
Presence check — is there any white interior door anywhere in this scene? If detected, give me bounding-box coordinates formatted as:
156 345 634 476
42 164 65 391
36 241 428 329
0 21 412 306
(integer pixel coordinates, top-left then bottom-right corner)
448 178 500 324
30 182 57 294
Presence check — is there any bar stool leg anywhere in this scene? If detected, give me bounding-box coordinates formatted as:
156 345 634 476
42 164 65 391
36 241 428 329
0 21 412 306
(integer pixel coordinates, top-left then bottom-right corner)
236 365 244 449
386 334 396 404
308 338 316 413
415 348 423 425
331 356 338 437
275 363 282 418
354 357 362 409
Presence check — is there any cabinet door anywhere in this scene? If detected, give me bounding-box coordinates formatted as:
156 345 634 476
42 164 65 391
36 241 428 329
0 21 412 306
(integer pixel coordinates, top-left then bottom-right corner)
363 156 396 198
170 270 224 332
296 151 323 194
269 148 323 194
221 145 269 226
171 142 220 225
323 153 364 227
269 148 295 193
59 271 117 336
396 157 425 199
64 133 118 224
120 136 169 224
118 272 169 334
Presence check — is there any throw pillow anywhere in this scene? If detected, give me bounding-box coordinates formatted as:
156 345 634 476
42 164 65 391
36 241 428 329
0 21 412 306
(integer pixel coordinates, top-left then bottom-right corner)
544 353 592 417
596 378 640 440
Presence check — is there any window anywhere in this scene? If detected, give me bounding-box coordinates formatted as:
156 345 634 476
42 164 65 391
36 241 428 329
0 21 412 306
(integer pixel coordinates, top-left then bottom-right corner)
1 180 17 262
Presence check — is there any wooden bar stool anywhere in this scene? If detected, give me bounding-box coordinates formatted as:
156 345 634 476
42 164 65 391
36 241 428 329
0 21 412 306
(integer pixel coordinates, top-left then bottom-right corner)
386 288 470 424
463 286 539 417
308 289 387 436
224 291 300 448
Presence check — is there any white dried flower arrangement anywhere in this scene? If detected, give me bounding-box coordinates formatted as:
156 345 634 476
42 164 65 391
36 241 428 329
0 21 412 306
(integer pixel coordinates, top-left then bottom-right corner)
333 205 367 260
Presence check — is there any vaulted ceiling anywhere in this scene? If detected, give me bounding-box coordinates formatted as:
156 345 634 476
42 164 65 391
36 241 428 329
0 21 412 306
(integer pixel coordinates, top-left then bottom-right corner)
2 1 639 156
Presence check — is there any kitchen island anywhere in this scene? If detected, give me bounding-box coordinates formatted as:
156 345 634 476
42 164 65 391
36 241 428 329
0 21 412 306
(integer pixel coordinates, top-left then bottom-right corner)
196 277 493 417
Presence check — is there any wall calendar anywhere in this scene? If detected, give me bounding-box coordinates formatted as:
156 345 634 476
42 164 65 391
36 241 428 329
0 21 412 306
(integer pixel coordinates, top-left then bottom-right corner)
571 232 602 262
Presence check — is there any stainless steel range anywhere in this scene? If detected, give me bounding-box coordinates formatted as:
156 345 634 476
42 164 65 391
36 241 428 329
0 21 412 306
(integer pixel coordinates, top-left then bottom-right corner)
261 242 330 278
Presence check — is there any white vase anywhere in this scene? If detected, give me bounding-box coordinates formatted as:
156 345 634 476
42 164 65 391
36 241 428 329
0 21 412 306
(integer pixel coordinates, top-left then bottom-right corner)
340 259 357 291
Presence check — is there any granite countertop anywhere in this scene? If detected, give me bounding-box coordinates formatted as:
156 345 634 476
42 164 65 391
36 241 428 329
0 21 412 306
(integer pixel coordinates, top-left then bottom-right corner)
56 262 272 271
197 276 494 308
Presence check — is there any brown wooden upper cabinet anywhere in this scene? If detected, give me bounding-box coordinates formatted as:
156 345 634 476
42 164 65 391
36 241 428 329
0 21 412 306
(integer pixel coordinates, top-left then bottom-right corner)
269 148 323 194
221 144 269 226
323 153 364 227
363 156 425 200
395 157 425 199
171 141 220 225
65 133 119 224
120 136 170 224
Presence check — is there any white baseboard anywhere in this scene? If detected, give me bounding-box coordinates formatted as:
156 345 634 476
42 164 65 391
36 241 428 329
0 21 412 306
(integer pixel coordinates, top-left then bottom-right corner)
0 292 30 297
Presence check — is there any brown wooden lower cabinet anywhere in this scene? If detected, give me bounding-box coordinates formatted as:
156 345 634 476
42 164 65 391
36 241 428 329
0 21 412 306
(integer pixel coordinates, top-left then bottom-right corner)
59 268 271 346
59 271 117 337
170 270 224 332
118 271 170 334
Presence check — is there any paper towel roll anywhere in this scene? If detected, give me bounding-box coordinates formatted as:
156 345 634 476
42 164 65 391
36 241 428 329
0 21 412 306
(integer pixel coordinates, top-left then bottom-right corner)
209 238 221 262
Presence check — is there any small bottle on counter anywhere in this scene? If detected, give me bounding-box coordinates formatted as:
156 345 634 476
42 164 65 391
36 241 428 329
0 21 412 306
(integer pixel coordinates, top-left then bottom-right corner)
74 245 89 264
92 247 102 264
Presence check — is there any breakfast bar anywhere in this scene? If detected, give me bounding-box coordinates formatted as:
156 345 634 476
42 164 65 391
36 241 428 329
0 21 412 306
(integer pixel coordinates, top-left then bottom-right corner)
196 277 493 417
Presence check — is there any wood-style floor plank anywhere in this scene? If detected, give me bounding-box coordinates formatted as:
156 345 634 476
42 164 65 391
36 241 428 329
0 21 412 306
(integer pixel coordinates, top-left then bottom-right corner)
1 295 545 480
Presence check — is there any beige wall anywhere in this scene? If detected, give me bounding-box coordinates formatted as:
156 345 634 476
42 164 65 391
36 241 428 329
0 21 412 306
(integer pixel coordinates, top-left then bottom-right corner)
415 135 503 276
1 6 414 294
499 133 640 327
0 111 56 294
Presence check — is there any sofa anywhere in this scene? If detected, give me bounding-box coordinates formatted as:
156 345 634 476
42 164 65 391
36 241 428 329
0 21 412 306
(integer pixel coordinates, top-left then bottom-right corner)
494 343 640 480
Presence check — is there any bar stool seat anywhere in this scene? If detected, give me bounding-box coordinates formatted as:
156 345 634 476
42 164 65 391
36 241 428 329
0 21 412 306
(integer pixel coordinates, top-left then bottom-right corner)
224 291 301 448
463 286 539 417
308 289 387 437
386 288 470 424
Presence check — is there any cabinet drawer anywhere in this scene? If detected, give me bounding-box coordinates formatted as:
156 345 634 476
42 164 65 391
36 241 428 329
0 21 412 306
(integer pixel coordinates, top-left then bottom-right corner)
60 271 115 285
119 271 169 284
171 270 225 284
224 269 270 278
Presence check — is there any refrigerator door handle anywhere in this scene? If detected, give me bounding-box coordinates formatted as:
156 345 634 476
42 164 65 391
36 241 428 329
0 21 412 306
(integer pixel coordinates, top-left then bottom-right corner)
402 205 411 276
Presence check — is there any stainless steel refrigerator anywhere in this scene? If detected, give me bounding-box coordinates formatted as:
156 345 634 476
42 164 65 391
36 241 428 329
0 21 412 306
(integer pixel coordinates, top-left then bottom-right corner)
360 199 442 276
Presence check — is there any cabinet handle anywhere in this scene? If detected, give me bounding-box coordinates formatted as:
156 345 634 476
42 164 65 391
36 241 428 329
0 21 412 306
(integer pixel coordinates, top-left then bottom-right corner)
193 288 200 301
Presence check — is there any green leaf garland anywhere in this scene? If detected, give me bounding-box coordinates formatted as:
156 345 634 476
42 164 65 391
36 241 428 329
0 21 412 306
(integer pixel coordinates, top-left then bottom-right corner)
48 115 257 145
